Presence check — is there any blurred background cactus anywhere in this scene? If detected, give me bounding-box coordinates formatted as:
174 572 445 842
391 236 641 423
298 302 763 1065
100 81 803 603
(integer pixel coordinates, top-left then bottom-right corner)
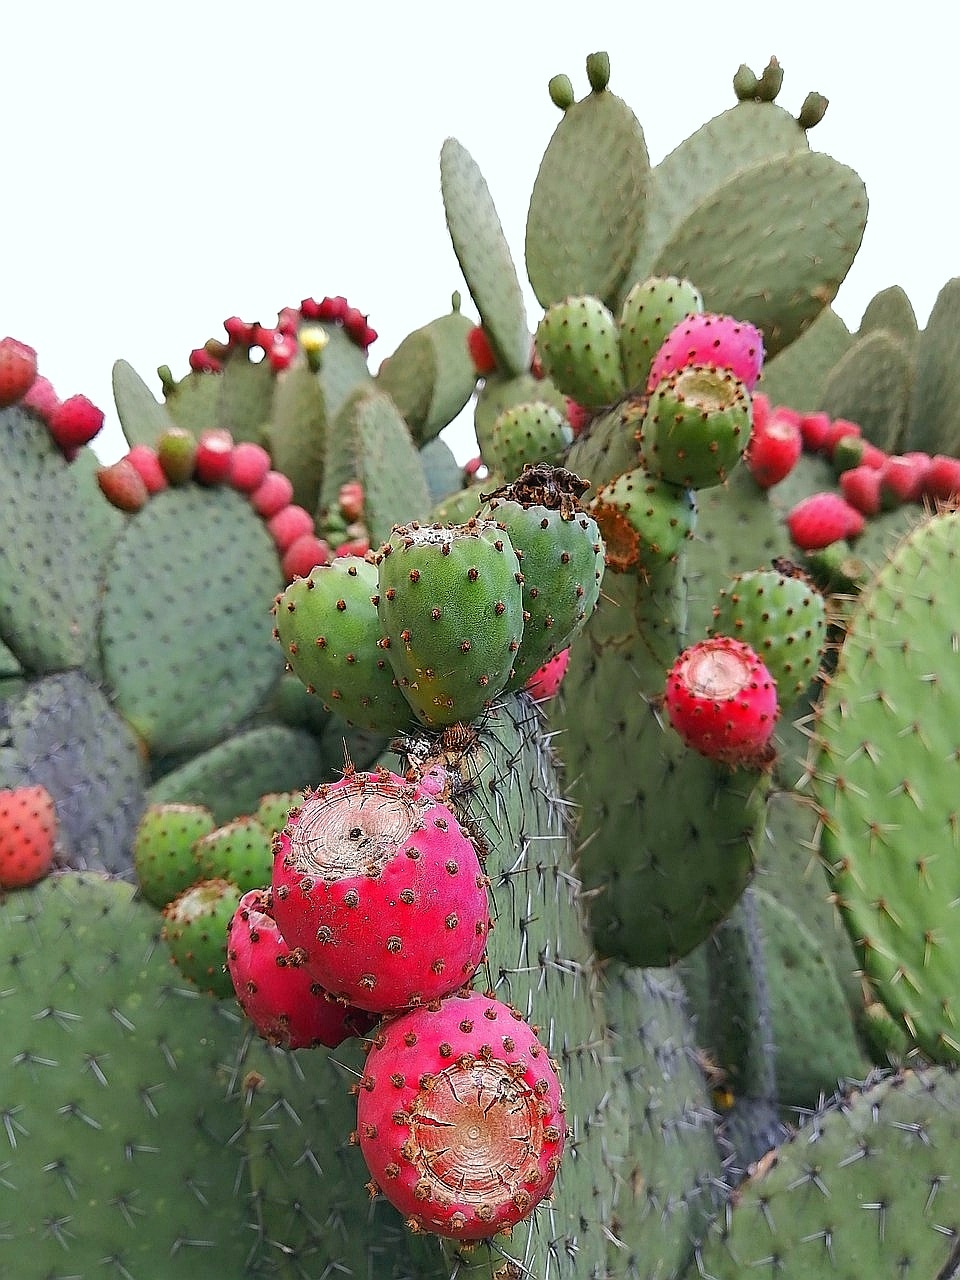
2 49 960 1280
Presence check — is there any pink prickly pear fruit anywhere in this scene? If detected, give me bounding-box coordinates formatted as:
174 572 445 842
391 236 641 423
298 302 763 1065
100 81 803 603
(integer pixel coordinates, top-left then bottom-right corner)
0 783 58 889
798 410 832 453
229 441 272 493
355 990 565 1240
266 333 297 371
189 347 222 374
646 313 764 392
338 480 365 521
787 491 865 551
334 535 371 559
319 295 349 322
0 336 38 407
21 374 60 422
564 396 592 437
48 394 105 451
156 427 198 485
194 428 235 485
744 410 802 488
250 469 295 518
840 464 883 516
268 504 315 555
97 458 150 512
271 767 490 1013
223 315 257 346
880 452 931 506
281 533 331 581
226 887 376 1049
823 418 861 458
925 454 960 500
125 444 168 494
525 648 571 700
664 636 778 768
467 325 497 376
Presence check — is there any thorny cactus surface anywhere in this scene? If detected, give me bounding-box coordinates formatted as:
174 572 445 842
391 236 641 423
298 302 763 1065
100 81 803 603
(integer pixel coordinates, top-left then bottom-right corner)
2 51 960 1280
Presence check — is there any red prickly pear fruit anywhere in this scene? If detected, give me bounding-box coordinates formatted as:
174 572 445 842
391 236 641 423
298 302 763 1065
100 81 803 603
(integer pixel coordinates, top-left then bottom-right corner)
281 532 331 581
276 307 300 336
338 480 364 521
744 411 802 488
189 347 222 374
194 428 235 485
564 397 592 437
21 374 60 422
750 391 771 434
223 315 257 345
823 418 861 458
229 442 272 493
646 312 764 392
0 336 38 407
342 306 368 345
525 648 570 700
268 504 315 554
334 535 371 559
319 295 349 322
664 636 778 768
0 783 58 889
97 458 150 512
48 394 105 451
271 768 490 1013
840 464 883 516
299 297 321 320
467 325 497 376
879 453 930 507
125 445 168 494
925 454 960 500
358 323 378 350
156 427 198 484
787 491 865 551
250 469 294 518
226 887 376 1049
355 990 565 1240
798 410 832 453
463 455 484 479
267 333 297 371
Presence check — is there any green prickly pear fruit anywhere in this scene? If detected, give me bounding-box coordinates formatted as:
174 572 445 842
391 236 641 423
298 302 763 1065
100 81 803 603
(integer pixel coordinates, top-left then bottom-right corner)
797 89 829 129
618 276 704 389
756 55 784 101
708 563 827 708
641 366 753 488
585 50 611 93
590 466 696 574
375 519 525 727
732 63 760 99
192 815 273 892
487 400 572 479
256 790 303 836
480 465 605 688
155 426 197 484
548 73 575 110
273 557 414 736
161 877 242 997
535 295 626 409
133 802 217 909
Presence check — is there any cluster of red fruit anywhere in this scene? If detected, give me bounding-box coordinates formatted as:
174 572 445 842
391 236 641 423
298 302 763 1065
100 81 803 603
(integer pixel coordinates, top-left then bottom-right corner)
190 296 378 375
0 335 104 459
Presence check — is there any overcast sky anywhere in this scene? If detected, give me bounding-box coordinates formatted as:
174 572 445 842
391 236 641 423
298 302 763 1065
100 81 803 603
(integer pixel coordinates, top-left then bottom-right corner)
5 2 957 463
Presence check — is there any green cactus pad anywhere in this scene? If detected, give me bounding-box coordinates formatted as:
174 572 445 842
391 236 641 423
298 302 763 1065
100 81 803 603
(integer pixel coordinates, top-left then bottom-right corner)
133 802 217 909
419 436 464 507
696 1066 960 1278
163 346 276 443
273 557 415 735
147 725 327 825
429 477 490 524
99 485 284 756
440 137 530 377
487 400 572 479
525 76 650 308
319 386 430 545
473 369 567 462
758 307 853 412
819 328 913 452
536 295 626 409
625 99 808 291
904 276 960 454
376 520 525 727
590 466 696 575
0 670 146 875
262 360 328 512
812 509 960 1062
858 284 920 343
618 274 704 390
0 406 117 676
653 151 868 356
192 815 273 892
112 357 176 447
161 876 243 996
641 366 752 489
375 304 477 444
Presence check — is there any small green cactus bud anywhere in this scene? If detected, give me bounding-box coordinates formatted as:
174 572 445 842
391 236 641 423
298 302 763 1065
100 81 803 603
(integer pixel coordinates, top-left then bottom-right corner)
157 364 176 394
756 56 783 102
797 90 829 129
548 73 575 110
585 51 610 93
451 290 462 312
732 63 759 100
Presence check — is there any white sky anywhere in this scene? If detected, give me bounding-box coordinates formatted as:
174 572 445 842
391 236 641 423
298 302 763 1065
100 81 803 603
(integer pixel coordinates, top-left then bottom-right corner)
5 2 957 465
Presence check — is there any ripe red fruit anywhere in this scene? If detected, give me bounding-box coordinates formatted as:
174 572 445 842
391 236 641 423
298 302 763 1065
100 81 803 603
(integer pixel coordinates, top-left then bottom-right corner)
786 491 865 551
798 411 832 453
564 397 592 437
318 296 349 322
744 411 802 488
188 347 223 374
664 637 778 768
281 533 331 580
125 445 168 494
880 453 930 507
356 991 565 1240
194 428 235 485
0 784 58 889
0 336 38 407
268 504 315 555
266 334 297 371
338 480 364 521
467 326 497 376
823 418 862 459
840 464 882 516
525 648 570 700
333 535 370 559
925 454 960 501
250 470 294 518
228 442 271 493
97 458 151 512
223 315 257 345
48 394 105 451
21 374 60 422
226 887 375 1049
